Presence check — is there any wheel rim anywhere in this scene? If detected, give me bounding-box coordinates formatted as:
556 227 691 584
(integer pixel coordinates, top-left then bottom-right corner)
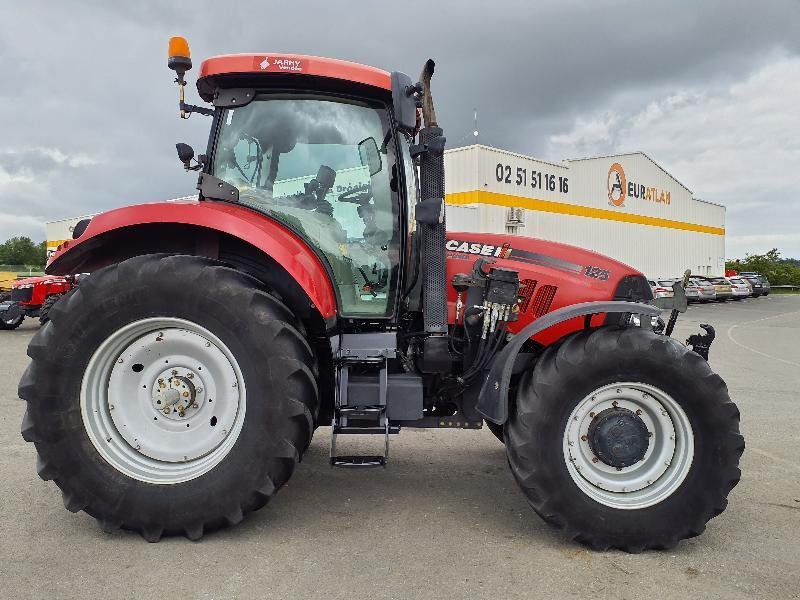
563 382 694 509
81 317 246 484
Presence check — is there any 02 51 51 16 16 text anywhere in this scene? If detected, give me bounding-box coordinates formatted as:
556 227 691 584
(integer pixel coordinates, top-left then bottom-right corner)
495 163 568 194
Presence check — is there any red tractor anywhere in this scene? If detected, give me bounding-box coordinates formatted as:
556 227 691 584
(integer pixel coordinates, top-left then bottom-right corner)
0 275 76 330
19 38 743 551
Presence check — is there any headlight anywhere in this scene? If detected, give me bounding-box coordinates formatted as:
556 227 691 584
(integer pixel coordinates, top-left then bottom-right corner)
629 314 660 328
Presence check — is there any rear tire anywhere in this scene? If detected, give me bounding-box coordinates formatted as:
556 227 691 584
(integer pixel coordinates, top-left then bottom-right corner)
19 254 319 541
506 326 743 552
38 293 63 325
485 420 505 443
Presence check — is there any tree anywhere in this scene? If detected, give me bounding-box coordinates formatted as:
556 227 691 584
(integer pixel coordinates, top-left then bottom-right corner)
726 248 800 286
0 236 47 267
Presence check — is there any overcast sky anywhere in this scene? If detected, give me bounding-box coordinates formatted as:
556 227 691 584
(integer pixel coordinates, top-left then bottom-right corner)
1 1 799 258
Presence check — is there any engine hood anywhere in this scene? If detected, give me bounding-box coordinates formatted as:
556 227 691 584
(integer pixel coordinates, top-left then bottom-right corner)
11 275 68 288
445 231 651 344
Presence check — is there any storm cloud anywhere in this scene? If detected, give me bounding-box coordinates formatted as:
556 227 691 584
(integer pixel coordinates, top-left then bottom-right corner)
1 1 798 257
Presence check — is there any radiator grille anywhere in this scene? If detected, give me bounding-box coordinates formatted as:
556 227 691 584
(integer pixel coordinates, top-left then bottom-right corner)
530 285 557 318
518 279 538 312
11 287 33 303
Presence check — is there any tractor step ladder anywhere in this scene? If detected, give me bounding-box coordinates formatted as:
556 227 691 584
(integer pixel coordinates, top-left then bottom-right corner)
330 333 399 468
330 407 393 467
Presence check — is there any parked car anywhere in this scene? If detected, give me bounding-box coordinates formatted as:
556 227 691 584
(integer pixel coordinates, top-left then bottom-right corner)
708 277 733 301
739 272 770 296
728 277 752 299
686 277 716 302
648 279 674 299
759 276 771 296
741 275 765 297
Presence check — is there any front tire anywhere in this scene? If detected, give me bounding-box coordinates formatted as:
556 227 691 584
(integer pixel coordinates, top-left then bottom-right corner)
0 292 24 330
506 326 743 552
19 255 319 541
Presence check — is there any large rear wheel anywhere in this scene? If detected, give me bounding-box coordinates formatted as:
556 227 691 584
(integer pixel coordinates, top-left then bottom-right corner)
506 326 743 552
19 254 318 541
485 420 505 443
38 292 63 325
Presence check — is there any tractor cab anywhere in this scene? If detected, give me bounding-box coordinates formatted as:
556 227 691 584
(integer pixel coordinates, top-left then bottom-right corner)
175 50 422 320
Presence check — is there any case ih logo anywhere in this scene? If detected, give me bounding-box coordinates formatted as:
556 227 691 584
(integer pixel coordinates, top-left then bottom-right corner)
254 56 305 73
446 240 512 258
607 163 627 207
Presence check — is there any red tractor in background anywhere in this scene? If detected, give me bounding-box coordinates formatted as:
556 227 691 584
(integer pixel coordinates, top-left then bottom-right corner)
0 275 76 330
18 38 743 551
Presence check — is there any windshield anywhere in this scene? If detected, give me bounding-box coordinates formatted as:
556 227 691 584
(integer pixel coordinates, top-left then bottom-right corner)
211 95 400 318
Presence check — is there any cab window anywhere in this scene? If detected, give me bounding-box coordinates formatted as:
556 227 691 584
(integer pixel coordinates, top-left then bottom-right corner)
212 95 400 317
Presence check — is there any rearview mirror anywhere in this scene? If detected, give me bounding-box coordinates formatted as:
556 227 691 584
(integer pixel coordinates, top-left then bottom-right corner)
391 71 419 133
176 143 195 168
358 137 382 176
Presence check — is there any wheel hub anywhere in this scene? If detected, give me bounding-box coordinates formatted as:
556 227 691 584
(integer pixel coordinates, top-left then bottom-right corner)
587 407 650 468
151 370 204 419
563 382 694 509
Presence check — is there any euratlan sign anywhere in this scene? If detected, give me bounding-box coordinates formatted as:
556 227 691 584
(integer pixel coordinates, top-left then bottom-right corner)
607 162 671 208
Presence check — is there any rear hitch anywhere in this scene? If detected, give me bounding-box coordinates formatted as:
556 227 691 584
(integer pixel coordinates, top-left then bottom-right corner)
687 324 715 361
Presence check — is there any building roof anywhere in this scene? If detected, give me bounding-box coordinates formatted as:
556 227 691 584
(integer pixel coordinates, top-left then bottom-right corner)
566 151 693 195
446 144 567 170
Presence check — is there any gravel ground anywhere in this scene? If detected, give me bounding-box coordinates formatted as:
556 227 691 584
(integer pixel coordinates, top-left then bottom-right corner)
1 295 798 599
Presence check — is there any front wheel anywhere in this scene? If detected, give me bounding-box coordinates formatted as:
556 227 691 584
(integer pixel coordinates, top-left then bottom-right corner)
19 255 319 541
506 326 744 552
0 292 24 330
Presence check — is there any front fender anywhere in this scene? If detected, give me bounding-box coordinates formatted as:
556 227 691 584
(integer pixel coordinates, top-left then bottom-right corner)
477 301 661 424
46 200 338 319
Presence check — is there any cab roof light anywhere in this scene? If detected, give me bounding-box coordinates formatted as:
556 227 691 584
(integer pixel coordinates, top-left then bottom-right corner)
168 36 192 75
169 36 190 59
167 36 212 119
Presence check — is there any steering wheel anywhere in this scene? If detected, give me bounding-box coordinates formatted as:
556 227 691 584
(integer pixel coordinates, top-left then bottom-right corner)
338 184 372 205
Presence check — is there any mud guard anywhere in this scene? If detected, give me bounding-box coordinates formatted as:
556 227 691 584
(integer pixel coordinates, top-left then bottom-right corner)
477 301 662 424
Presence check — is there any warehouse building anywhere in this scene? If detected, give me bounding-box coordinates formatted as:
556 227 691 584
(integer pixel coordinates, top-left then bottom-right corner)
445 145 725 278
45 215 95 258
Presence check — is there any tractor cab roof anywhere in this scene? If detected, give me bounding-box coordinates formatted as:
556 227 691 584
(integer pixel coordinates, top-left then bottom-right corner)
197 53 391 101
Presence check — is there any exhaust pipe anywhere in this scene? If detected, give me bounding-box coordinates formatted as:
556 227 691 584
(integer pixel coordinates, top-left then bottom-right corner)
415 60 450 371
